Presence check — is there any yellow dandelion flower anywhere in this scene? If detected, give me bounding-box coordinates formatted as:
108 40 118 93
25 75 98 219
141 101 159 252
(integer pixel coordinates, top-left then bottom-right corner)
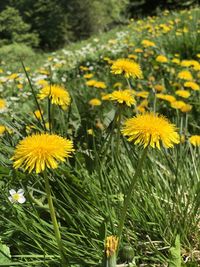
0 125 6 135
175 90 191 98
122 112 179 149
109 90 136 106
154 84 165 92
189 135 200 146
7 73 18 80
89 98 101 106
93 81 106 89
86 79 97 86
105 236 119 258
134 48 143 53
171 100 186 110
180 104 192 113
141 39 156 47
184 81 199 91
101 94 111 101
38 69 49 75
177 70 193 81
38 85 70 110
136 91 149 98
171 58 180 64
156 55 168 63
36 79 49 87
111 58 143 79
87 129 95 136
11 133 74 173
83 73 94 79
0 98 7 111
156 94 176 103
128 54 138 60
80 66 89 71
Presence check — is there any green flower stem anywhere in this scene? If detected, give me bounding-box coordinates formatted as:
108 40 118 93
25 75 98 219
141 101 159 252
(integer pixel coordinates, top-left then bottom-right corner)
117 146 148 253
116 105 122 155
43 170 68 266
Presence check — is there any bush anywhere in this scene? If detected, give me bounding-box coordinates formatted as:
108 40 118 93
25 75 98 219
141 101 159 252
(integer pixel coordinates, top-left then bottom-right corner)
0 6 39 47
0 43 36 62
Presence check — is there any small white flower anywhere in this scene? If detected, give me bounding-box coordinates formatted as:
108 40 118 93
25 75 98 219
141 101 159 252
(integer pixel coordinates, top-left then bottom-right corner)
8 189 26 204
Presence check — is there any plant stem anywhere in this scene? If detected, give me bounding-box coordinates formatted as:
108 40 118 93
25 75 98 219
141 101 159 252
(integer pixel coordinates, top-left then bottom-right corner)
116 105 122 155
117 146 148 253
43 170 68 266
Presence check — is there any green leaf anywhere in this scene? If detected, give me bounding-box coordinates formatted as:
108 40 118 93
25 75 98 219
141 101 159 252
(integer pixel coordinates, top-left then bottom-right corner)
169 235 182 267
0 240 11 264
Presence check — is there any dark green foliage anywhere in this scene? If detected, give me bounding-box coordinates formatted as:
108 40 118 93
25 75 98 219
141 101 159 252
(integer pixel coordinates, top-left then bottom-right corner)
0 6 39 47
128 0 199 17
67 0 129 40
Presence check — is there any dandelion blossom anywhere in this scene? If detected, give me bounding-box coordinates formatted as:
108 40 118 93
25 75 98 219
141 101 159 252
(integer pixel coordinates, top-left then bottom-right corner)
189 135 200 146
38 85 70 110
175 90 190 98
111 58 143 79
109 90 135 106
11 133 74 173
89 98 101 106
105 236 119 258
122 113 179 149
177 70 193 81
0 98 7 112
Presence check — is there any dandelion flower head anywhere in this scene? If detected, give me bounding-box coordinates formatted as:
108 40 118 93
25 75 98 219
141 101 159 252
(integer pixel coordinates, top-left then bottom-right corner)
111 58 143 79
38 85 70 110
11 133 74 173
189 135 200 146
122 112 180 149
109 89 136 106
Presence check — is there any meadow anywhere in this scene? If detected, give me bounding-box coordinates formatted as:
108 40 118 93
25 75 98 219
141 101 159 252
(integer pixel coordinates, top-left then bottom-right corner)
0 7 200 267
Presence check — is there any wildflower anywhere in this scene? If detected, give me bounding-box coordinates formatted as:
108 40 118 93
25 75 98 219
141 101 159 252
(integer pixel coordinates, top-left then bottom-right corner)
38 85 71 110
177 70 193 81
93 81 106 89
141 40 156 47
122 112 179 149
134 48 143 53
111 59 143 79
156 94 176 103
175 90 190 98
184 81 199 91
87 129 94 136
154 84 165 92
83 73 94 79
8 189 26 204
171 101 186 110
80 66 89 71
171 58 180 64
36 79 49 87
102 94 111 101
0 125 6 135
180 104 192 112
11 133 74 173
189 135 200 146
109 90 135 106
156 55 168 63
0 99 7 112
89 98 101 106
136 91 149 98
105 236 119 258
86 79 97 86
7 73 18 80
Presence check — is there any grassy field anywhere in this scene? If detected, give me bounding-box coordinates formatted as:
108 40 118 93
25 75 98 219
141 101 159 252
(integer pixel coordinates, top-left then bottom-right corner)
0 7 200 267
